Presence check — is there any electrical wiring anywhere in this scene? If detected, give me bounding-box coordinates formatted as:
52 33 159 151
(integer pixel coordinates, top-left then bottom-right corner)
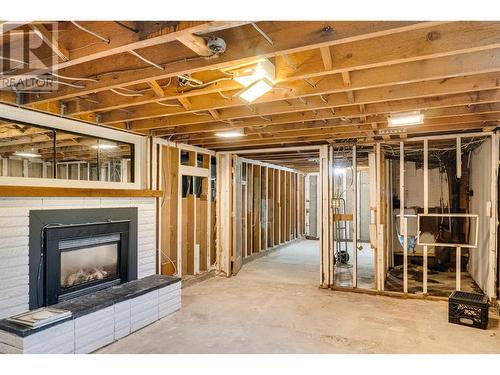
180 77 233 89
37 223 63 306
155 101 182 108
50 72 98 82
69 40 108 53
191 111 212 117
71 21 110 43
34 76 85 89
89 56 205 81
217 91 231 99
110 88 144 97
129 50 164 71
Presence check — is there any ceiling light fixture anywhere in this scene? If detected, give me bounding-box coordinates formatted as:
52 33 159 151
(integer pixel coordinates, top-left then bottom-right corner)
233 59 275 87
333 167 346 175
215 129 245 138
92 143 118 150
237 78 273 103
388 111 424 127
14 151 41 158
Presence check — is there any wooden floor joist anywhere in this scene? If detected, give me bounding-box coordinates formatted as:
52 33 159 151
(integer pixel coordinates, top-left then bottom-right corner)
2 21 499 170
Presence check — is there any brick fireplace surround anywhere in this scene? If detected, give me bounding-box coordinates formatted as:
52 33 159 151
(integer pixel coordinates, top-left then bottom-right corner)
0 196 181 354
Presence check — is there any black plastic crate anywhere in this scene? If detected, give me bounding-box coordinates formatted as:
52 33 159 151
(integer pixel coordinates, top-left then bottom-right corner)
449 291 489 329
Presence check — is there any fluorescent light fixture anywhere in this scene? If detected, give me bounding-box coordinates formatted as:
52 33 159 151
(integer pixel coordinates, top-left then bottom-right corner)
215 129 245 138
388 111 424 127
92 143 118 150
14 151 41 158
237 78 273 103
234 59 275 87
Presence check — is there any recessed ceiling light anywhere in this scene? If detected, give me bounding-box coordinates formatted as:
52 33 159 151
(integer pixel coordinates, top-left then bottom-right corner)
237 78 273 103
388 111 424 127
215 129 245 138
14 151 41 158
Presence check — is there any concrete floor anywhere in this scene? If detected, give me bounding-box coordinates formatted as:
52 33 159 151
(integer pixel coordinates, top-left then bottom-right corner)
99 239 500 354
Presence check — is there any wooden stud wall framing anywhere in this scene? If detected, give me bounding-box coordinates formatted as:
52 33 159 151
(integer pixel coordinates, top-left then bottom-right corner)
274 169 281 245
215 153 305 275
153 138 213 278
327 132 498 301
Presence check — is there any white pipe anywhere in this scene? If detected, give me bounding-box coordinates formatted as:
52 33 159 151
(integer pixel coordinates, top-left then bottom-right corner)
129 50 164 71
71 21 110 43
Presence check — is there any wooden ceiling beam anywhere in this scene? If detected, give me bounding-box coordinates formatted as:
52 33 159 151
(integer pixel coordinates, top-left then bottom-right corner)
276 22 500 83
24 21 443 104
319 47 333 70
208 109 220 120
197 121 496 150
144 91 500 137
176 33 212 57
65 46 500 118
170 110 500 142
178 97 192 110
182 113 500 145
4 21 248 88
121 72 500 131
167 104 500 140
30 23 69 62
147 80 165 97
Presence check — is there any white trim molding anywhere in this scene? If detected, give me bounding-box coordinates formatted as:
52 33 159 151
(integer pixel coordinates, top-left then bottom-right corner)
0 103 147 189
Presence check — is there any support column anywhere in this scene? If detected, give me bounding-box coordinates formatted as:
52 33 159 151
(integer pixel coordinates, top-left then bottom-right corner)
319 145 331 287
423 139 429 294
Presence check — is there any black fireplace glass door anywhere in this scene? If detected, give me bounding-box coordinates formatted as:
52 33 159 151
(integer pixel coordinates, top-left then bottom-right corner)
60 240 119 290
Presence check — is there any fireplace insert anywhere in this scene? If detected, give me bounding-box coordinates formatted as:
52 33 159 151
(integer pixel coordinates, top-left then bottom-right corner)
44 220 131 305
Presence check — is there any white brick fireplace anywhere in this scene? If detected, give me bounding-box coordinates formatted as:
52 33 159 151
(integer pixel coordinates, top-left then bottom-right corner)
0 196 157 320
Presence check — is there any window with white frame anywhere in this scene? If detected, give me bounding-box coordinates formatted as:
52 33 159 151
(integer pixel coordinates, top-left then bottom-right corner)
0 119 134 183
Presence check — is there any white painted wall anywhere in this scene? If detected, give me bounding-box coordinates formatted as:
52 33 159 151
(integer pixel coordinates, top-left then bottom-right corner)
393 161 449 208
468 138 492 295
0 197 156 320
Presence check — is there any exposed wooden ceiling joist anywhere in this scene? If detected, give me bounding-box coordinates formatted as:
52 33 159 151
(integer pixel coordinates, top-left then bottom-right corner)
1 21 500 170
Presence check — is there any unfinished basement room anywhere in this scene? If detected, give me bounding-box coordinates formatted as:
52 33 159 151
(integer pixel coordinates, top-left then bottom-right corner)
1 1 500 371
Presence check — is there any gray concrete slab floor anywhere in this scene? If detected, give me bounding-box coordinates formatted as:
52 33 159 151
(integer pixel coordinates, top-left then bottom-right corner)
98 239 500 354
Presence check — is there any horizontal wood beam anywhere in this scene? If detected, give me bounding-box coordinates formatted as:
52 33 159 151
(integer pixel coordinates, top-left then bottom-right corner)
100 50 500 127
5 21 248 89
125 72 500 132
30 24 69 62
170 105 500 141
196 120 499 149
0 185 162 198
192 117 500 148
25 21 439 105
